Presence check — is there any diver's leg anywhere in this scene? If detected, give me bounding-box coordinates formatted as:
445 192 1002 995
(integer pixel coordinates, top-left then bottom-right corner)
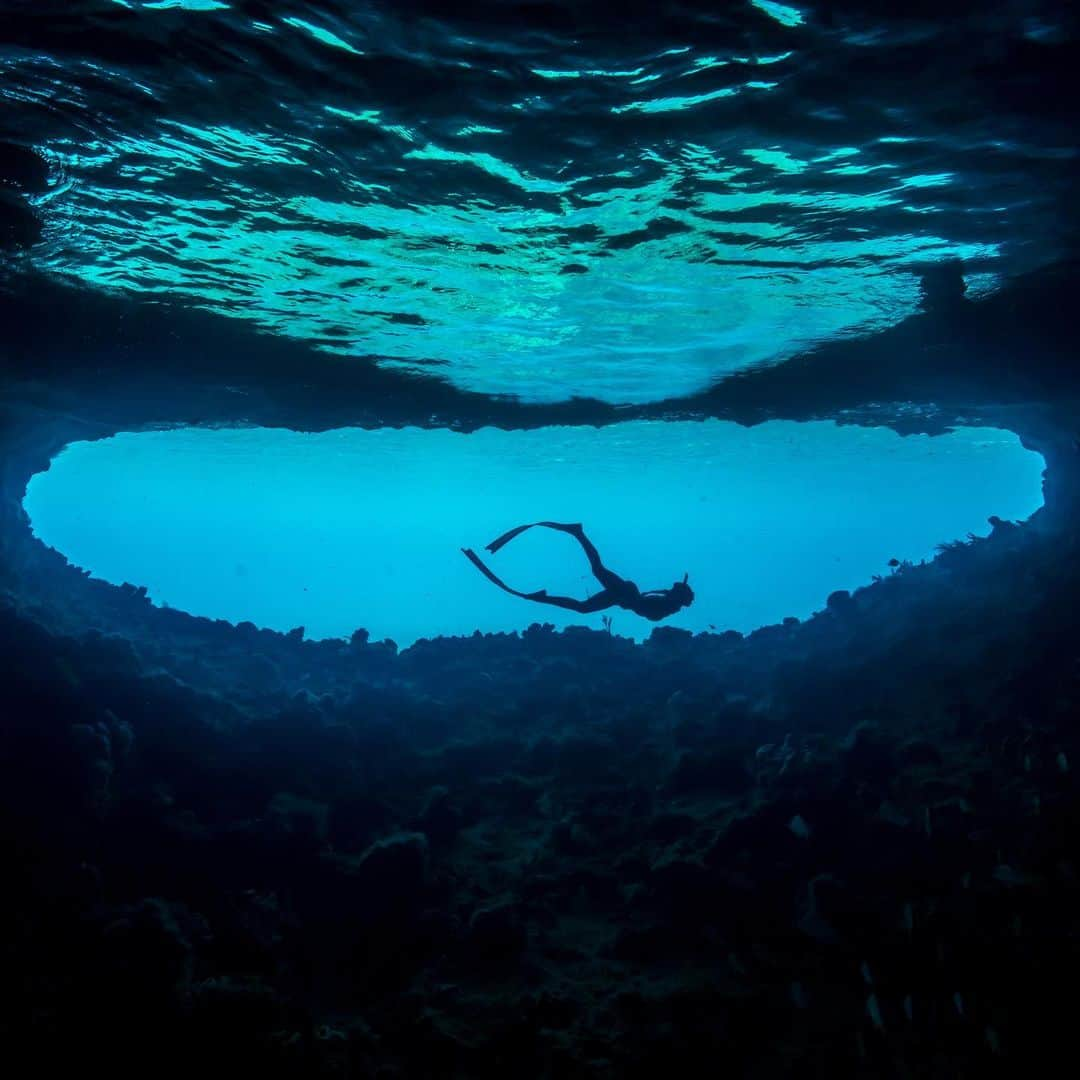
464 547 616 614
520 589 615 614
536 522 626 591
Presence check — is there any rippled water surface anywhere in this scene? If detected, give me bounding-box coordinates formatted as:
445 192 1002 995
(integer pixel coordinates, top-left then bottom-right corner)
3 1 1076 402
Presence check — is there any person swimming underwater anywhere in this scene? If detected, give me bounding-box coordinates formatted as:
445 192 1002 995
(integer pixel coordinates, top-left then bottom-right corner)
462 521 694 622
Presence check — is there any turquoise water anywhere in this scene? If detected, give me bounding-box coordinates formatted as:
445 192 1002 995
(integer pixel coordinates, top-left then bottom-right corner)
25 420 1044 645
11 0 1066 407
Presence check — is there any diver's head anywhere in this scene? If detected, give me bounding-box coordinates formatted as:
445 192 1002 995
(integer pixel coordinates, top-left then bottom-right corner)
671 573 694 608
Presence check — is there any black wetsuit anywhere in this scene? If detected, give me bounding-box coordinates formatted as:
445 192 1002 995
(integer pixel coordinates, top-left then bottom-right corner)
462 522 691 622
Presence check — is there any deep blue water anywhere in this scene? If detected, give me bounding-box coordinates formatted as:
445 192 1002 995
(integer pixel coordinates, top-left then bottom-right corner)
25 421 1044 644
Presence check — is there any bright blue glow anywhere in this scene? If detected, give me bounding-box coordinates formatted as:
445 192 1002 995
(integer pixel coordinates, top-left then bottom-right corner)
114 1 230 9
24 421 1044 646
281 17 363 54
750 1 805 28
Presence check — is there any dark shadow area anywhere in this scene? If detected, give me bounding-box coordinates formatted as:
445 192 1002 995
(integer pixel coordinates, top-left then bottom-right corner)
0 141 44 250
2 250 1080 1075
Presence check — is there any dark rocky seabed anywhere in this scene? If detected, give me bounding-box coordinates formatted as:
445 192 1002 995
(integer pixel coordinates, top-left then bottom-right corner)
3 2 1080 1077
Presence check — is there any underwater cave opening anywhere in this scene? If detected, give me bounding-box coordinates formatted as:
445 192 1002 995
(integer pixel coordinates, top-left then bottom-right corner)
22 419 1044 647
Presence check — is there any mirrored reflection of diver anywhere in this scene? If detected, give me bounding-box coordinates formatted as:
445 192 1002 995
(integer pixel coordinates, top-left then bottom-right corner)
462 522 694 622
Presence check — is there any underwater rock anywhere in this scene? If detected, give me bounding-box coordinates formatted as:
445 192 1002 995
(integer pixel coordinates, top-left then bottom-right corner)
649 811 699 847
709 801 807 865
104 710 135 760
647 851 713 913
796 873 842 943
840 722 896 784
477 772 544 816
416 786 464 846
69 721 114 808
918 258 968 313
665 748 752 795
329 792 393 852
352 831 429 907
188 975 283 1038
899 736 943 768
645 625 695 650
825 588 856 615
99 898 208 999
467 898 527 970
796 872 856 944
0 142 48 193
528 990 577 1029
613 922 692 964
436 737 524 781
267 791 330 850
553 733 618 781
520 735 559 775
0 189 41 248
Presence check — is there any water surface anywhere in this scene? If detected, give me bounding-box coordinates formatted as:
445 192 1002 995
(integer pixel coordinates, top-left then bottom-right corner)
4 1 1073 402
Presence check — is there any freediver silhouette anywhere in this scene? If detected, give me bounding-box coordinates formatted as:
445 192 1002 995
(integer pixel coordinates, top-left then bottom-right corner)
462 522 694 622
